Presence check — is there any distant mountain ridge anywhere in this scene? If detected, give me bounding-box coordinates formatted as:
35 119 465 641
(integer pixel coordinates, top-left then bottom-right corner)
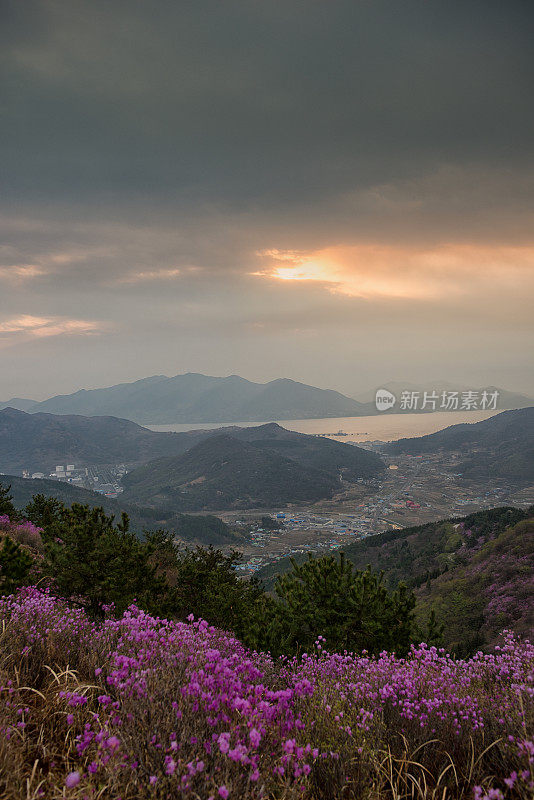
354 381 533 411
0 398 36 412
2 374 531 424
1 374 368 424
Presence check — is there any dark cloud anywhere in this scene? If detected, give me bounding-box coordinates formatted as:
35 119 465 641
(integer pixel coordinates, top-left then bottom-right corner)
0 0 533 398
2 0 533 206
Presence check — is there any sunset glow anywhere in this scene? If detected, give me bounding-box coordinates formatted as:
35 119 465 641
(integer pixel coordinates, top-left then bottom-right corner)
0 0 532 398
255 244 534 301
0 315 104 342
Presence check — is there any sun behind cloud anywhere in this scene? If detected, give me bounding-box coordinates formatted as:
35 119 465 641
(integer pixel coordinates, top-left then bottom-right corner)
253 244 534 302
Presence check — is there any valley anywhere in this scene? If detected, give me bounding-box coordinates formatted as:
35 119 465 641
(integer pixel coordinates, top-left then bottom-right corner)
228 448 534 575
3 407 533 570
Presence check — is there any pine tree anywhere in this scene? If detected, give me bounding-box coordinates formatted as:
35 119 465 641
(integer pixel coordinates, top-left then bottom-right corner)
254 553 416 657
424 608 445 646
43 504 167 616
0 537 33 594
0 482 18 520
145 535 265 637
24 494 65 542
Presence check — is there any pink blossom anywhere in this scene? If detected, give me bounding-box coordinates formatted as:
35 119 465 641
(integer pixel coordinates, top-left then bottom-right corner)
65 771 80 788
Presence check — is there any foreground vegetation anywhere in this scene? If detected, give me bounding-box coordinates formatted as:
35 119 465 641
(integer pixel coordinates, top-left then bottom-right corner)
0 483 425 657
0 482 532 797
257 506 534 655
0 588 532 799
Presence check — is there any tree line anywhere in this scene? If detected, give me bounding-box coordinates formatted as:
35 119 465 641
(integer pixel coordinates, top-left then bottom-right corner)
0 482 440 656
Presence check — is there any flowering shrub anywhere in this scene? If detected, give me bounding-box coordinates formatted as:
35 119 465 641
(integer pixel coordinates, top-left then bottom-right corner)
0 587 532 799
0 514 43 550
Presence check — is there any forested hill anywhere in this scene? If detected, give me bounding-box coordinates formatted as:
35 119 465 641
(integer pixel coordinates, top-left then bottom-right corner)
255 506 534 654
120 426 384 512
2 475 234 546
231 423 384 480
121 434 343 511
0 411 383 479
414 515 534 655
0 407 202 473
386 407 534 482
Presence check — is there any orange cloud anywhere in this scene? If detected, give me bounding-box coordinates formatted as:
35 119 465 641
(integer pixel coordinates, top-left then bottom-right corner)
0 265 47 282
0 315 105 340
254 243 534 300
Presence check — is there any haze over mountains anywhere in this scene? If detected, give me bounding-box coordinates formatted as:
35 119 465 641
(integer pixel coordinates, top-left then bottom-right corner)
0 409 383 477
2 374 531 426
354 381 533 411
0 410 384 510
0 374 367 424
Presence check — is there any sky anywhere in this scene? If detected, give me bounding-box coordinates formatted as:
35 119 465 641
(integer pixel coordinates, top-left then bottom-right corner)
1 0 533 401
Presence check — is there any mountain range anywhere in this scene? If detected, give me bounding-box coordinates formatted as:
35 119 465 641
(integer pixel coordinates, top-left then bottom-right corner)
354 381 533 410
0 374 368 424
0 410 384 509
0 409 384 477
386 407 534 482
4 373 531 425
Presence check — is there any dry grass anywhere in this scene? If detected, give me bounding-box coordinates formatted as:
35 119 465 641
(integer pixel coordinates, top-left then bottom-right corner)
0 592 532 800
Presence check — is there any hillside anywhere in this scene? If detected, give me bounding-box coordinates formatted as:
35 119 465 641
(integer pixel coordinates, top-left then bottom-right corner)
2 590 531 800
121 434 342 511
256 506 529 590
387 407 534 482
414 516 534 654
2 475 234 546
255 506 534 653
19 373 367 424
231 422 384 479
0 410 383 485
0 408 205 474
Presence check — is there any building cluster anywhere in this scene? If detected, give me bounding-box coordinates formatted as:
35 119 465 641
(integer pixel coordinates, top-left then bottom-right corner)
21 463 126 498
